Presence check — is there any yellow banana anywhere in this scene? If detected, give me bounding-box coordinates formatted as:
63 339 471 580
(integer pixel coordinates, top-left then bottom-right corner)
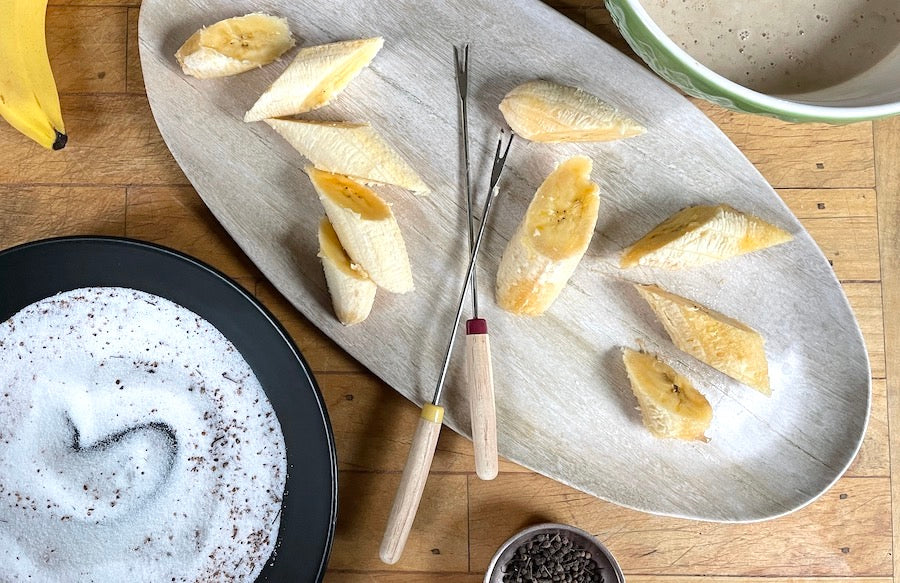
0 0 66 149
622 348 712 441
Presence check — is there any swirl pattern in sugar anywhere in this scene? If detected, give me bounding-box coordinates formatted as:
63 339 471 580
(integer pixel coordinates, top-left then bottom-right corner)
0 287 287 582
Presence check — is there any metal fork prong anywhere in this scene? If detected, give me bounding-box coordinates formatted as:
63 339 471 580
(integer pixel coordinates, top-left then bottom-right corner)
454 45 469 101
490 131 515 190
455 43 476 316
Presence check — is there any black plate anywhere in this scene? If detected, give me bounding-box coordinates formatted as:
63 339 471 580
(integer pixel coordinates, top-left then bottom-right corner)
0 236 337 582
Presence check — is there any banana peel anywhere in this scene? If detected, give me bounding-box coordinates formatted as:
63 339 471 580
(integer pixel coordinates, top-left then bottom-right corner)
0 0 66 149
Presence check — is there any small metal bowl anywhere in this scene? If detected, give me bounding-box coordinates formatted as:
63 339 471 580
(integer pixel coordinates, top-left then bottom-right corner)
484 523 625 583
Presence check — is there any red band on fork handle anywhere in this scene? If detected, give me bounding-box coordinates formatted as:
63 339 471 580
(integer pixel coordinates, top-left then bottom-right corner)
466 318 488 335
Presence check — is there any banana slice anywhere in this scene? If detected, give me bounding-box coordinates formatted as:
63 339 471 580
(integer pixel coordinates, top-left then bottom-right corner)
636 284 771 395
307 167 414 293
622 348 712 441
621 204 793 269
499 80 644 143
245 37 383 121
318 217 377 325
265 119 429 194
175 13 294 79
496 156 600 316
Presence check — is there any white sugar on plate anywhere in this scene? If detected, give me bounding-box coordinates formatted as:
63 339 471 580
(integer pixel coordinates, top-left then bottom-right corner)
0 288 287 582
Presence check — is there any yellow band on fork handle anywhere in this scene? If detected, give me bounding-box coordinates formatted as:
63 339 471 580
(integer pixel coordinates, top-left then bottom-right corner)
421 403 444 424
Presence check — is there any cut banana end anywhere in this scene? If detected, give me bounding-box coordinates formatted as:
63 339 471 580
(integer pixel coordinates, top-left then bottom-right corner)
318 217 377 325
175 13 295 79
621 204 794 269
265 119 429 194
636 284 771 395
496 156 600 316
245 37 383 121
622 348 712 441
307 167 414 293
499 80 645 143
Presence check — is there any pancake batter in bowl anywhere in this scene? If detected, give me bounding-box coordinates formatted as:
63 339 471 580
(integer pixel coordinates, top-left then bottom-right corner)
641 0 900 94
0 287 287 582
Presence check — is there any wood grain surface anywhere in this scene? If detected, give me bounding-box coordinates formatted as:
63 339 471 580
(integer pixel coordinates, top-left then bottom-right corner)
0 0 895 581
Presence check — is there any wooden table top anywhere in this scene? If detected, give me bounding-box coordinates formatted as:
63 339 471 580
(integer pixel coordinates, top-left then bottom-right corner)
2 1 898 581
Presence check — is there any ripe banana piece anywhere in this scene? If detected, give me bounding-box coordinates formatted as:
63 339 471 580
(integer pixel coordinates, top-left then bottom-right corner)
621 204 793 269
622 348 712 441
307 167 414 293
499 80 644 143
0 0 66 149
636 284 771 395
496 156 600 316
245 37 383 122
265 119 429 194
318 217 377 325
175 13 295 79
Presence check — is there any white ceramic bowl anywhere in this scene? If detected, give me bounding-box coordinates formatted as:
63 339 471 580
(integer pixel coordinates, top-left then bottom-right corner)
605 0 900 122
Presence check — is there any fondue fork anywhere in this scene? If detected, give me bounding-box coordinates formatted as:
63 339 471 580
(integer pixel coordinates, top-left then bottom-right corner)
379 131 513 565
455 44 498 481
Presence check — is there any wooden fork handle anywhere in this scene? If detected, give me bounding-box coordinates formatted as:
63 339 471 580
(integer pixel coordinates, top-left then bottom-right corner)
466 319 498 480
379 403 444 565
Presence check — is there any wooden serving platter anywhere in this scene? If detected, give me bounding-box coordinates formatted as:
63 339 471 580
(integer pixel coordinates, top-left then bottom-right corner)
138 0 870 521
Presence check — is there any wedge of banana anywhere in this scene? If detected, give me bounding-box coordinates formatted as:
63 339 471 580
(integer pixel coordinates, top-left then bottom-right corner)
265 119 429 194
245 37 383 122
318 217 377 325
307 167 414 293
496 156 600 316
175 13 295 79
499 80 644 143
621 204 793 269
636 284 771 395
622 348 712 441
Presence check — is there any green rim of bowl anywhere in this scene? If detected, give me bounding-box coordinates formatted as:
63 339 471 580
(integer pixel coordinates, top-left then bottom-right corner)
605 0 900 123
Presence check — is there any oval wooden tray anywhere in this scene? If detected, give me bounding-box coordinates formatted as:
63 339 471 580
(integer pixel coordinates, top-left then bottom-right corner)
138 0 870 521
